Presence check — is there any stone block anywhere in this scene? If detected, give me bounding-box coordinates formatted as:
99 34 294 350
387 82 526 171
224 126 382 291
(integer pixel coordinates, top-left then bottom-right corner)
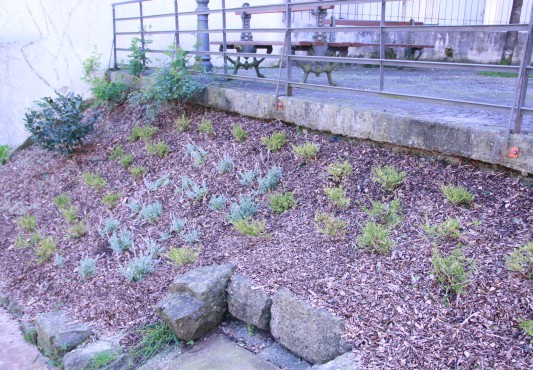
270 289 346 364
34 311 92 357
227 274 272 330
0 293 9 308
63 340 126 370
157 293 211 341
20 319 38 345
311 352 359 369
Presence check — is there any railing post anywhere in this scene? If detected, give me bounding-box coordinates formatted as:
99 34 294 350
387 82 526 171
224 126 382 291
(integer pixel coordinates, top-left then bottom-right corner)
286 0 293 97
174 0 180 47
113 5 118 70
379 0 386 92
139 0 146 67
195 0 213 72
222 0 228 75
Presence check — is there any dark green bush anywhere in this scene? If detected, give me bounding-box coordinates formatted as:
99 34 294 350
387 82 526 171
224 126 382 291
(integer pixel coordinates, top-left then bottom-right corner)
24 92 97 155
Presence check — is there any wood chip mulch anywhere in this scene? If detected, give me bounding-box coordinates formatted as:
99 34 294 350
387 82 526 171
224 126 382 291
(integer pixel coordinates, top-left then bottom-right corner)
0 103 531 369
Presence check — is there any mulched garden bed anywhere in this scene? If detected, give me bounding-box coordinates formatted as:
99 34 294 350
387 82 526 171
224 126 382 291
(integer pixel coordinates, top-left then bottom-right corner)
0 103 531 369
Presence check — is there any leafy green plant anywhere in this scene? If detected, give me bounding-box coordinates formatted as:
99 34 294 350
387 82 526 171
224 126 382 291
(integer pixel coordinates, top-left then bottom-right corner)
269 192 297 214
228 194 258 222
0 144 12 165
432 247 475 299
24 92 97 155
372 165 407 192
16 214 37 232
356 222 394 255
175 115 190 132
314 212 347 238
441 185 475 205
140 202 163 223
324 186 351 209
109 145 125 160
246 324 255 337
109 229 134 254
82 172 107 190
520 319 533 337
198 118 214 134
125 36 152 76
130 166 147 178
258 166 282 194
363 198 402 227
68 221 87 238
293 142 319 160
118 154 134 169
130 126 159 142
102 192 121 209
423 217 462 239
100 217 121 237
231 124 247 142
217 152 234 174
36 237 57 264
209 195 226 211
77 257 97 279
505 242 532 278
60 205 78 223
54 193 72 208
146 141 170 158
232 218 269 237
87 352 118 370
164 246 199 267
183 142 208 168
327 161 353 182
130 322 177 364
239 169 258 187
262 131 287 152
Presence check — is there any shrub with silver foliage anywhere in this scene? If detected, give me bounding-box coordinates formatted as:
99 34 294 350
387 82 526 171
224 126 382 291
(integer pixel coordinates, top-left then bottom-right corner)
109 229 133 254
77 257 97 279
228 194 258 222
258 166 282 194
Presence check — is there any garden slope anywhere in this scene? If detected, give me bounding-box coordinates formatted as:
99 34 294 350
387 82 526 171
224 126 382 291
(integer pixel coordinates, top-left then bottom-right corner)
0 104 531 369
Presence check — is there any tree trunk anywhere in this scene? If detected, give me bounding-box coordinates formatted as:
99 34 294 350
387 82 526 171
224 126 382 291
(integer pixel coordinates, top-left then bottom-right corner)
500 0 524 65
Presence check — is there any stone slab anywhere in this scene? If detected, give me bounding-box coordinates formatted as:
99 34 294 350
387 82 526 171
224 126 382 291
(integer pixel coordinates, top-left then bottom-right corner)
258 341 311 370
162 335 278 370
62 340 124 370
227 274 272 331
311 352 359 370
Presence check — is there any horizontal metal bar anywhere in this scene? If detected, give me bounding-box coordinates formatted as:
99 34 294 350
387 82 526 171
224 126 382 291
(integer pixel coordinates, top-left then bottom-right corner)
115 28 287 36
112 0 151 6
116 12 176 22
293 24 528 33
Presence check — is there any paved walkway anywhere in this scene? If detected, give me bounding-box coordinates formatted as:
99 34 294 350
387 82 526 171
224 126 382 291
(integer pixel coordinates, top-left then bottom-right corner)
0 309 49 370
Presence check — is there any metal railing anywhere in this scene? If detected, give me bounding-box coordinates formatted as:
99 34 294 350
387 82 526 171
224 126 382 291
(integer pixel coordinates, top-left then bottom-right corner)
111 0 533 141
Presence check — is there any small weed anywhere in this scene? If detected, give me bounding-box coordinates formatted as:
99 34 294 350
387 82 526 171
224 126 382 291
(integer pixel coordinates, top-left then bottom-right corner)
118 154 134 169
14 235 30 249
77 257 97 279
356 222 394 255
53 253 65 267
372 165 407 192
209 195 226 211
146 141 170 158
228 194 258 222
363 198 402 227
130 166 147 178
109 145 125 160
292 142 319 160
140 202 163 224
519 318 533 337
87 352 118 370
130 322 177 364
269 192 297 214
258 166 282 194
232 218 270 237
314 212 347 238
327 161 353 182
16 214 37 232
198 118 214 134
15 232 42 249
175 115 190 132
505 242 532 278
181 229 201 245
239 169 258 187
109 229 134 254
246 324 256 336
170 218 187 234
262 131 287 152
432 246 476 299
324 186 351 209
36 237 57 264
53 193 72 208
146 173 171 191
82 172 107 190
183 142 208 168
232 124 247 142
100 217 121 237
441 185 474 205
102 192 121 209
130 125 158 142
217 152 234 174
0 144 11 165
164 246 199 267
68 221 87 238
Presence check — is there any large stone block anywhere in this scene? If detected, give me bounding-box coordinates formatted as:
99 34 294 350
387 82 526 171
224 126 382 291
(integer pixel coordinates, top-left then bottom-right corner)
270 289 346 364
35 311 92 357
157 293 211 341
227 274 272 330
63 340 127 370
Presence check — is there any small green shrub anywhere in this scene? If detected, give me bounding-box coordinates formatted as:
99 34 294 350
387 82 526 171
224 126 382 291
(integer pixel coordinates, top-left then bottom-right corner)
228 194 258 222
441 185 475 205
198 118 214 134
432 247 475 299
175 115 190 132
232 124 247 142
68 221 87 238
87 352 118 370
363 198 402 227
520 319 533 337
0 144 12 165
77 257 97 279
130 166 146 178
258 166 282 194
36 237 56 264
327 161 353 182
130 322 177 364
130 126 159 142
209 195 226 211
109 145 125 160
146 141 170 158
125 36 151 76
314 212 347 238
356 222 394 255
53 193 72 208
324 186 351 209
165 246 199 267
82 172 107 190
232 218 269 237
183 142 208 168
24 92 97 155
262 131 287 152
118 154 134 169
16 214 37 232
217 152 234 174
372 165 407 192
102 192 121 209
146 173 171 191
292 142 319 160
269 192 297 214
140 202 163 223
505 242 532 278
60 205 78 223
109 229 134 254
423 217 462 239
100 217 121 237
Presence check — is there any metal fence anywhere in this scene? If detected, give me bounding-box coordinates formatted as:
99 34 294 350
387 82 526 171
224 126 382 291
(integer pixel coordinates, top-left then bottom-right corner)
111 0 533 144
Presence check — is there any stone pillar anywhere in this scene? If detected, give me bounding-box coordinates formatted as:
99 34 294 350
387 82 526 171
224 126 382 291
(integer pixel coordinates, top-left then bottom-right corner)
196 0 213 72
